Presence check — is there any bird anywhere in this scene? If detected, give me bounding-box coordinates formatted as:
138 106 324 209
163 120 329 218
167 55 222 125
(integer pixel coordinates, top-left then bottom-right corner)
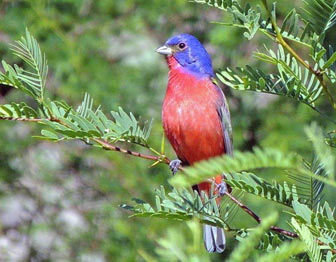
156 33 233 253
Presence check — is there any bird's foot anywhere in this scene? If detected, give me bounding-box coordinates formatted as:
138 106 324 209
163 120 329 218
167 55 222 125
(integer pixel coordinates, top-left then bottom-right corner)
169 159 182 175
216 182 228 197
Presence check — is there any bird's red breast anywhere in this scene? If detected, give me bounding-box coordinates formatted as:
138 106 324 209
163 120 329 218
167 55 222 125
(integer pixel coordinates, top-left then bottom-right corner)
162 56 225 194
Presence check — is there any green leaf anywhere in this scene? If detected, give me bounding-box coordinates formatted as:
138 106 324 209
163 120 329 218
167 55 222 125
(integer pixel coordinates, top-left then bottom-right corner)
121 186 238 230
302 0 336 37
323 51 336 69
225 172 299 207
9 28 48 99
0 102 39 119
170 147 334 188
288 159 327 209
40 129 59 141
258 240 305 262
305 123 335 178
198 1 315 48
229 212 278 262
291 200 336 256
291 217 323 262
292 200 313 223
217 45 323 109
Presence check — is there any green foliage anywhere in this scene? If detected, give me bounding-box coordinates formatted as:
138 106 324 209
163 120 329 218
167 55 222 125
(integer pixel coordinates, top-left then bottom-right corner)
291 156 327 209
121 185 231 229
258 240 305 262
218 43 324 109
229 213 279 262
255 45 322 105
10 29 48 98
0 29 48 102
170 147 298 187
292 200 336 255
218 45 323 108
291 218 323 262
229 213 306 262
225 172 299 207
195 0 317 47
0 29 153 151
302 0 336 36
305 123 335 178
0 102 38 119
147 220 212 262
39 93 153 146
1 0 336 261
170 147 334 188
195 0 336 113
279 8 313 47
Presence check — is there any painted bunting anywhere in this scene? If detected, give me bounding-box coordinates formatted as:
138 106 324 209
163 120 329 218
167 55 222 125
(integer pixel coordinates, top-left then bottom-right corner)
156 34 233 253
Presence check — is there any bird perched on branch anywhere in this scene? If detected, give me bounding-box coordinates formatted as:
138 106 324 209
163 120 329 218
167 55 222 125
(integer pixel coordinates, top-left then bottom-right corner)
156 34 233 253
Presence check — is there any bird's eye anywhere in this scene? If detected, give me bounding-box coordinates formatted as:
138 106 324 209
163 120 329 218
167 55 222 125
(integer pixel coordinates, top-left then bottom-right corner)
178 43 186 49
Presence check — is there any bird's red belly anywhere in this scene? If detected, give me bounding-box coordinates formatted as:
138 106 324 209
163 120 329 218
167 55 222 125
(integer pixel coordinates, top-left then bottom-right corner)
162 96 225 164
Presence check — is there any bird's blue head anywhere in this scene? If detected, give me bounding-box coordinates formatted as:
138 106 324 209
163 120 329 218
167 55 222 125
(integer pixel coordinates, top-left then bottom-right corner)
156 34 214 77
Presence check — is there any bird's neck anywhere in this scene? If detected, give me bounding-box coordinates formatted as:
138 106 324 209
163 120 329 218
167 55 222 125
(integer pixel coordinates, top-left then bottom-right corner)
165 55 181 72
166 56 210 80
165 56 212 99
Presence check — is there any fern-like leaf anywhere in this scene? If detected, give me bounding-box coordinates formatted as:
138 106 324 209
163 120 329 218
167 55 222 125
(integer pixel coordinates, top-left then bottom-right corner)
38 93 152 146
292 200 336 257
225 172 299 207
0 102 38 119
254 45 322 105
0 61 37 98
10 29 48 99
302 0 336 36
289 157 327 209
305 123 335 178
218 45 323 109
195 0 316 48
291 217 323 262
170 147 336 188
120 186 235 229
258 240 305 262
229 213 278 262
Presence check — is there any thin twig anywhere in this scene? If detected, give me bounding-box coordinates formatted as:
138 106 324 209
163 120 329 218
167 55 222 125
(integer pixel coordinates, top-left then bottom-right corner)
270 225 298 238
0 116 45 122
0 116 174 166
93 138 170 163
223 191 298 238
223 191 261 223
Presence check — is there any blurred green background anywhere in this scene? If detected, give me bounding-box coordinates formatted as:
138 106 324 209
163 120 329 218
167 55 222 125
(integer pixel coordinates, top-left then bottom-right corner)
0 0 334 261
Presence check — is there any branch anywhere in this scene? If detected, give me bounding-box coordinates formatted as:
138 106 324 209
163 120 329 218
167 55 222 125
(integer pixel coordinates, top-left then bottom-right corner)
2 114 335 253
93 138 170 163
223 191 298 238
0 115 172 165
0 116 45 122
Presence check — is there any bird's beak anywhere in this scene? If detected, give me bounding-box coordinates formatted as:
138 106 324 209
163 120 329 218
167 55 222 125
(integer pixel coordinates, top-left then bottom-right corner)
156 45 172 56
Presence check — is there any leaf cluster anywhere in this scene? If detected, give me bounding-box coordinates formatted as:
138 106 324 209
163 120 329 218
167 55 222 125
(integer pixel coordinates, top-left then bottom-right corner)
195 0 336 111
121 185 241 230
0 30 153 151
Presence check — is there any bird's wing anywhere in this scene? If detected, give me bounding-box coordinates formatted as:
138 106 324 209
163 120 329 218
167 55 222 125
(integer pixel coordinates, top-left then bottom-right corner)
212 78 233 156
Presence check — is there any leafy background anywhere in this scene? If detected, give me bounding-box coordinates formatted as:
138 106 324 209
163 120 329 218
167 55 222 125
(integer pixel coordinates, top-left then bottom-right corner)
0 0 335 261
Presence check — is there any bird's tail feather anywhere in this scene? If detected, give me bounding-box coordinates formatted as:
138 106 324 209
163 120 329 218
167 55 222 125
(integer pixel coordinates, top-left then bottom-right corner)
203 225 226 253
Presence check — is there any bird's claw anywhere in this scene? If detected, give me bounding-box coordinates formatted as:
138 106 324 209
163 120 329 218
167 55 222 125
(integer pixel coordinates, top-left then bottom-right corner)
169 159 182 175
216 182 228 197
